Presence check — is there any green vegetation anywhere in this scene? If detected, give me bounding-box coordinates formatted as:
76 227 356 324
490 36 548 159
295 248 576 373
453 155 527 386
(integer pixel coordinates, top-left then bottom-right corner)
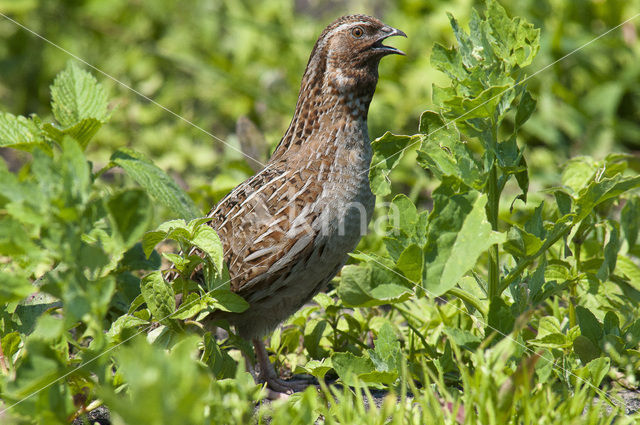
1 0 640 424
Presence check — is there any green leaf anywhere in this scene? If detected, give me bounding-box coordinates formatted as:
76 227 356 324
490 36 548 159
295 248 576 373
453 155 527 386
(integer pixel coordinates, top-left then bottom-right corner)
515 91 536 128
190 224 224 273
596 221 620 282
574 175 640 223
42 118 104 149
573 335 601 364
430 43 466 82
396 244 423 282
0 272 33 303
583 357 610 387
50 62 109 127
369 132 416 196
295 358 333 380
424 191 506 296
487 297 515 337
417 111 483 188
111 148 200 220
209 290 249 313
561 157 596 193
140 271 177 325
621 197 639 249
444 327 482 351
368 322 401 373
0 112 44 150
338 262 412 307
576 306 603 347
107 189 153 248
106 315 149 343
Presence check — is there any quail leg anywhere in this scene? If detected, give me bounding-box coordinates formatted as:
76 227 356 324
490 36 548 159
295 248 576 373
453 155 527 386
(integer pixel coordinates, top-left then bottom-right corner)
253 338 310 396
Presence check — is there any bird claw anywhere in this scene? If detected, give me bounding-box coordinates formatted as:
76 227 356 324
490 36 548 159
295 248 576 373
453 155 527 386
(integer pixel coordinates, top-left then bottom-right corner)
258 372 312 398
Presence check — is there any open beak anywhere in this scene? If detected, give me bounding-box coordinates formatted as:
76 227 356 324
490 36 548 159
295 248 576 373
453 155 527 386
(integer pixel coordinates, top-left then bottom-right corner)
373 26 407 56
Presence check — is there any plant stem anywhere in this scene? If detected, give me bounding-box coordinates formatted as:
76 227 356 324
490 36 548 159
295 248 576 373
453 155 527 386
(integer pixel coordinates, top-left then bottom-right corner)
487 163 500 300
568 243 581 328
447 287 488 317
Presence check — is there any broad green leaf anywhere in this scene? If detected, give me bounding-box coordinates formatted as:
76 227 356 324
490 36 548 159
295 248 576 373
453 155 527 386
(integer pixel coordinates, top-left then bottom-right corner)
140 271 177 325
424 191 506 296
111 148 200 220
369 132 416 196
294 358 333 380
42 118 103 149
0 272 33 303
338 262 412 307
443 327 482 352
0 112 43 150
190 225 224 273
430 43 466 82
50 62 109 127
106 315 149 343
107 189 153 248
561 157 596 193
573 335 601 365
368 322 401 373
417 111 483 188
617 255 640 291
487 297 515 337
209 290 249 313
582 357 610 387
574 175 640 223
331 352 395 388
61 136 91 204
576 306 603 347
396 244 422 282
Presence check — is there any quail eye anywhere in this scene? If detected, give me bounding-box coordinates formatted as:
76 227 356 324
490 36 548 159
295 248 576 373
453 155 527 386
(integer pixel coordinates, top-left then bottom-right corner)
351 26 364 38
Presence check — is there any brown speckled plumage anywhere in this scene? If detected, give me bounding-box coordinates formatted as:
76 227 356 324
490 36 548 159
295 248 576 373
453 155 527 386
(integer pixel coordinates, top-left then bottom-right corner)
170 14 405 392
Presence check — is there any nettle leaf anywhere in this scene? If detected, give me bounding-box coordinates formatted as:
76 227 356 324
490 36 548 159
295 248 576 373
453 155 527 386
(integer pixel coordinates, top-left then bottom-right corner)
209 290 249 313
444 327 482 352
111 148 200 220
338 261 412 307
107 189 153 248
574 174 640 223
369 132 417 196
191 225 224 273
0 112 44 150
61 136 91 204
424 190 506 296
50 62 109 127
48 62 110 149
140 271 177 326
417 111 483 188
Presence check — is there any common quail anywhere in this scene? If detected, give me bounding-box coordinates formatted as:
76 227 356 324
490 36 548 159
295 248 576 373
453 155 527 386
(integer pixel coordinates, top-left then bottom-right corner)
172 14 405 393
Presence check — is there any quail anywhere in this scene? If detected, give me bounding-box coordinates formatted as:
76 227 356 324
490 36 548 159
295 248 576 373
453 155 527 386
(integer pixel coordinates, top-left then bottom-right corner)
171 14 405 393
